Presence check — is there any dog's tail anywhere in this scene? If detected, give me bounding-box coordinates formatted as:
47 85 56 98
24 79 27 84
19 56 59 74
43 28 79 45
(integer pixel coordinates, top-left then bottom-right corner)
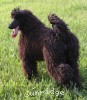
48 14 69 33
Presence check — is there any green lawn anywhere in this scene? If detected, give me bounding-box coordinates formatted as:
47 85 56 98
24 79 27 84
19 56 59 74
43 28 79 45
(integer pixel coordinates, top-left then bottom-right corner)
0 0 87 100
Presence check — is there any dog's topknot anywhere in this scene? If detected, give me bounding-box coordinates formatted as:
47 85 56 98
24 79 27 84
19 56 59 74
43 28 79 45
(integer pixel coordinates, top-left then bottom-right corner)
11 7 21 18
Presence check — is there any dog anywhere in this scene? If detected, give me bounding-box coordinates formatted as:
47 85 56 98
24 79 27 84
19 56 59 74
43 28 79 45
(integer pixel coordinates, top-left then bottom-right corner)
8 8 81 87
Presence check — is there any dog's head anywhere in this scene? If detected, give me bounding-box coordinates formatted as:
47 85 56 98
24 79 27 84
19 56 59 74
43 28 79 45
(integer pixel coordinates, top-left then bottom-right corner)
8 8 33 38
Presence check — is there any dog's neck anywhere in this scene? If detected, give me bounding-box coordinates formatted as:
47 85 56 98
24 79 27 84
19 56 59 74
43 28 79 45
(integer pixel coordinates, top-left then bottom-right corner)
20 23 46 40
20 21 45 34
21 22 45 37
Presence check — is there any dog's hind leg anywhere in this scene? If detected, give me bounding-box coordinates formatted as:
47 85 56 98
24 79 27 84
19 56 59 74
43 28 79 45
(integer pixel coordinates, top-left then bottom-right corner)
43 42 78 87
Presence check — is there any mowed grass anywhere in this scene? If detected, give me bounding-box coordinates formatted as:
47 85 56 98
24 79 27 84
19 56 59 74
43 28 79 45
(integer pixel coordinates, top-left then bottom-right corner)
0 0 87 100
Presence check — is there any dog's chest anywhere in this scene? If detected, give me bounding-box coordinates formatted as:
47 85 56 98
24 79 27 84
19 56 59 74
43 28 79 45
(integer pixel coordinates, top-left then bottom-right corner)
18 36 44 61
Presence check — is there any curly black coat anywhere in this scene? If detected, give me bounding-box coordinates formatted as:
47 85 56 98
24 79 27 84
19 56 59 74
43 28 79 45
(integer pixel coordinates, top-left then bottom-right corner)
9 8 81 87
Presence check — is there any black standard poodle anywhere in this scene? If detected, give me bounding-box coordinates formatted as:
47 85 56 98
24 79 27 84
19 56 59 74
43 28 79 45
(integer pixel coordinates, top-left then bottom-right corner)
8 8 81 87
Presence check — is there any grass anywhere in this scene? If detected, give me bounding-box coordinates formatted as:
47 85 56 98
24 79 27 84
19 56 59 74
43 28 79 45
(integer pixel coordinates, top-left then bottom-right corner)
0 0 87 100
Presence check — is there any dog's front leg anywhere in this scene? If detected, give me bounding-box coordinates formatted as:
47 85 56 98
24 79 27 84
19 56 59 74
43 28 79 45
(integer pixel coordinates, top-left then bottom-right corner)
21 59 32 80
21 59 38 80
